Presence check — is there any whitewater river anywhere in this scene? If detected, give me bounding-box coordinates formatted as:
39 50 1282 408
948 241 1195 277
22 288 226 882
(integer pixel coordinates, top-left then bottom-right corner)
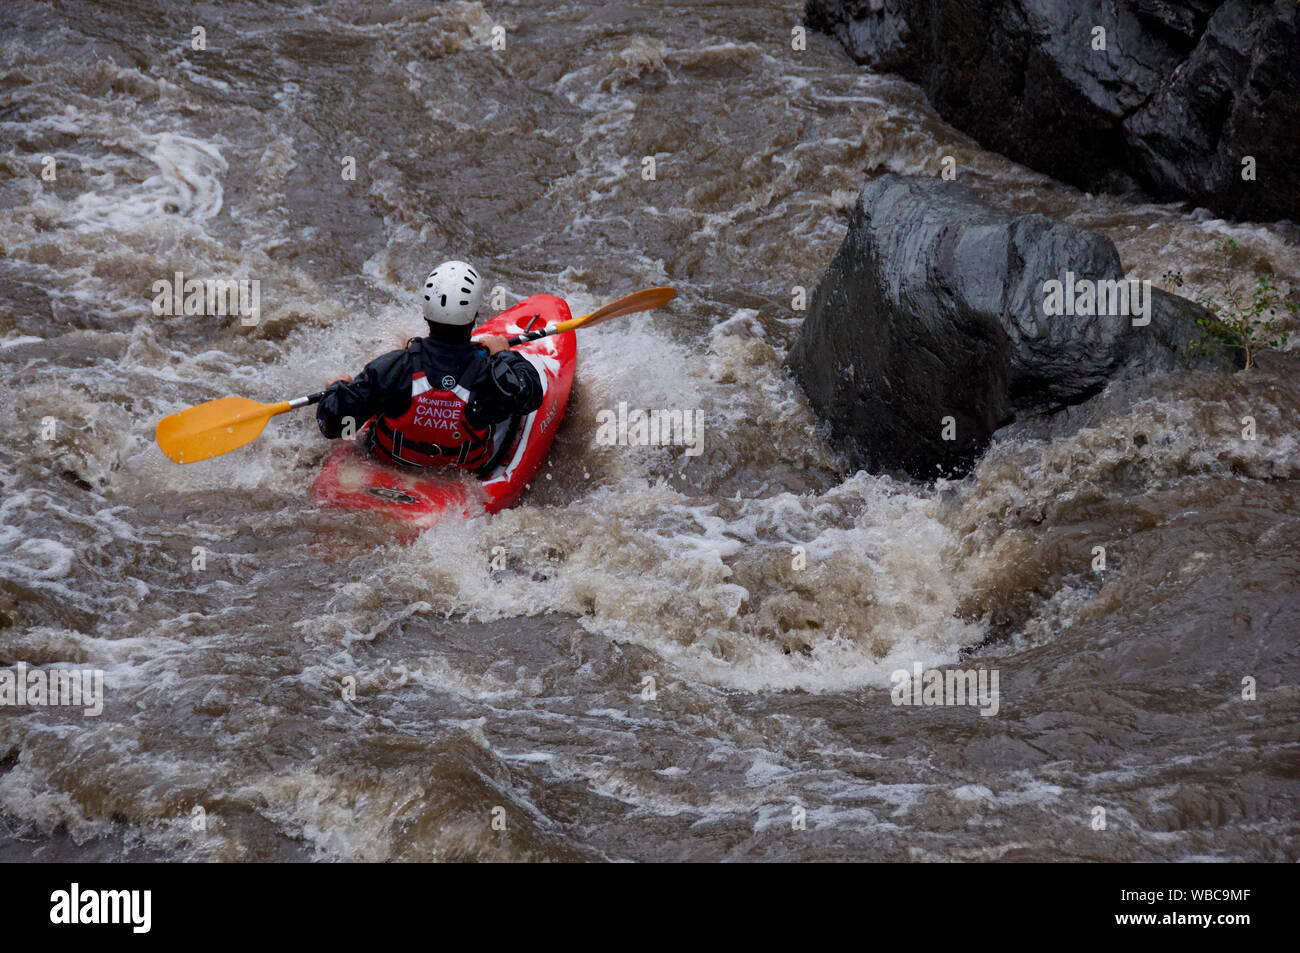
1 0 1297 861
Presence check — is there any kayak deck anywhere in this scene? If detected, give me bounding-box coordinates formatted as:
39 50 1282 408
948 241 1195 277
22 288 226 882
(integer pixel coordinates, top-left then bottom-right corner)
310 294 576 528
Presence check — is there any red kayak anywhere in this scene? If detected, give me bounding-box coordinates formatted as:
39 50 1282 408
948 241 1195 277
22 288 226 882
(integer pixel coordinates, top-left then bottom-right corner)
310 294 576 528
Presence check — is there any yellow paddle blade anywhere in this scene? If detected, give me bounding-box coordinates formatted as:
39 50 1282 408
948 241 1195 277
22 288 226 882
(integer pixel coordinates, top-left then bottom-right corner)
155 396 292 464
555 286 675 334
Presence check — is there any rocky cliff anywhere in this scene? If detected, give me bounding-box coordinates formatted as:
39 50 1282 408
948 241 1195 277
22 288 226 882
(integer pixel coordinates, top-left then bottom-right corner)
804 0 1300 223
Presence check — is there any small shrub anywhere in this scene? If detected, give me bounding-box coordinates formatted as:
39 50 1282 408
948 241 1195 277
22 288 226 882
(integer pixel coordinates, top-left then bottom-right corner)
1187 238 1295 370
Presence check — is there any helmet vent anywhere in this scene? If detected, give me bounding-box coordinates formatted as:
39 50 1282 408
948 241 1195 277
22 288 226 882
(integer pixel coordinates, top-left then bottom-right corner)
440 295 447 307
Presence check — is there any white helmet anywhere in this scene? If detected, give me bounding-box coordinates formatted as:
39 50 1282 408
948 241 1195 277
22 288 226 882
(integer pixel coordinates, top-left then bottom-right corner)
421 260 484 326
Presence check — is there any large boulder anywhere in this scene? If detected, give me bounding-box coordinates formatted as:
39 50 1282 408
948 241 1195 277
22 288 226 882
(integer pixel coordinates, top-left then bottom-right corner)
804 0 1300 223
786 173 1229 479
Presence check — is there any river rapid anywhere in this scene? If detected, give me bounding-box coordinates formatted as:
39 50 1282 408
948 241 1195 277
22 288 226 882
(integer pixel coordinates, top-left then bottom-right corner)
1 0 1297 861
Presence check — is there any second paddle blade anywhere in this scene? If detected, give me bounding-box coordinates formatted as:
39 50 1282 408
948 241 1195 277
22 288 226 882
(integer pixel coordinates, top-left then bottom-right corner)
565 286 677 332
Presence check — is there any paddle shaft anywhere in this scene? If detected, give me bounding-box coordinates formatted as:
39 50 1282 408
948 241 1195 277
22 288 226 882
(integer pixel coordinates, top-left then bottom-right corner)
261 297 645 412
505 287 674 346
158 288 673 464
265 391 324 420
506 327 556 346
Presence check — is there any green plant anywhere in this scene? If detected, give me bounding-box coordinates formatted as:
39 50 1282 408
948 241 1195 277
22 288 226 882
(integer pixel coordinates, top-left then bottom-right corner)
1188 237 1296 370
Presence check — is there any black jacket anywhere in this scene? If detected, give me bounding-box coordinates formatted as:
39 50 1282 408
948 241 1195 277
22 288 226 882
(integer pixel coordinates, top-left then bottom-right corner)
316 325 543 440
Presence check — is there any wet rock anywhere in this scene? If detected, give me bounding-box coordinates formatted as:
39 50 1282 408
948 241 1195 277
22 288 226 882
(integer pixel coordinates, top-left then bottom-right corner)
804 0 1300 222
786 173 1227 479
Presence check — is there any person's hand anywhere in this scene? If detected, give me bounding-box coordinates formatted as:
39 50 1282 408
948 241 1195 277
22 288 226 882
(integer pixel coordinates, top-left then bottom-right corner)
327 374 353 387
478 335 509 355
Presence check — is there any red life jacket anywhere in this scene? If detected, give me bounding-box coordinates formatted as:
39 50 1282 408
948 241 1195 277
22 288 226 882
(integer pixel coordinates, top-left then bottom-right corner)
370 371 494 470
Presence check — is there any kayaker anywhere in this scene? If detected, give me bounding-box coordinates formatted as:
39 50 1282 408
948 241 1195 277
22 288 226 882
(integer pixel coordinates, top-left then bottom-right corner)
316 260 543 471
